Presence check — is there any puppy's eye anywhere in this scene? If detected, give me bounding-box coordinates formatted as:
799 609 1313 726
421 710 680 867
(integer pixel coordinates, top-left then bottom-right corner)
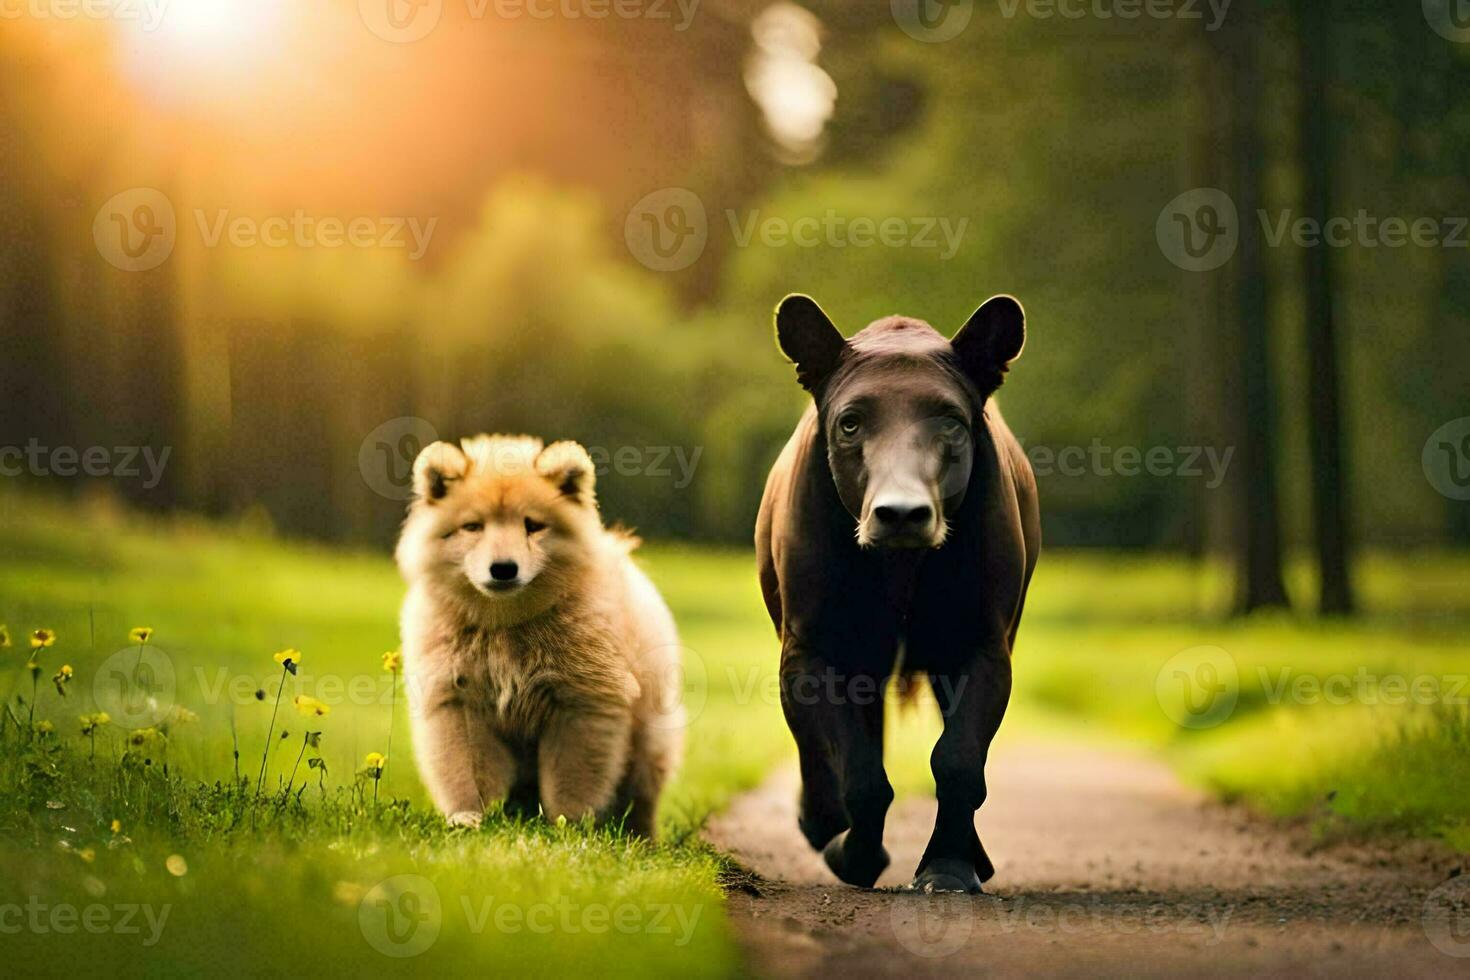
838 416 861 437
461 522 484 533
524 517 547 534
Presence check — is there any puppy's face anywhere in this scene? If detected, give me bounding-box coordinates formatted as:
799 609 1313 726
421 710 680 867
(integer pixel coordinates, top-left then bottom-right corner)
396 436 601 614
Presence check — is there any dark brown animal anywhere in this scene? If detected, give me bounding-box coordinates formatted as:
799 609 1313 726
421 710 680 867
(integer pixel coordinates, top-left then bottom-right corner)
755 294 1040 892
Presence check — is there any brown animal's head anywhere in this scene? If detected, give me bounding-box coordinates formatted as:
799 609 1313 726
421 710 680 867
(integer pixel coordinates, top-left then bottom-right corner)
774 293 1025 549
395 435 603 619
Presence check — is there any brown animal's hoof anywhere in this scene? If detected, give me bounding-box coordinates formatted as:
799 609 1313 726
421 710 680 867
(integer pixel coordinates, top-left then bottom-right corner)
798 810 847 852
910 859 983 894
822 831 890 888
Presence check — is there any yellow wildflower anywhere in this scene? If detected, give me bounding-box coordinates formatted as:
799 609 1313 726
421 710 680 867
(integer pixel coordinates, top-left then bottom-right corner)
129 627 154 644
381 650 402 674
364 751 386 772
30 628 56 649
273 648 301 675
293 694 330 717
110 820 122 834
53 664 73 696
34 720 54 735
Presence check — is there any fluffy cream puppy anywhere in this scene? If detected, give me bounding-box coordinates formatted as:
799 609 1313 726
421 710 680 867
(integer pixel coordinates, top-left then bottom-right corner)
396 435 683 837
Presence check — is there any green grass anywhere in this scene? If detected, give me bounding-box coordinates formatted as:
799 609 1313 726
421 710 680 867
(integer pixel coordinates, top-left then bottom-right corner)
0 494 786 977
2 493 1468 977
1008 553 1470 851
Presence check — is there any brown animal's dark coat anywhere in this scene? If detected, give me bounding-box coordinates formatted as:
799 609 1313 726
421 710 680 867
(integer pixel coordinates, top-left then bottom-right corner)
755 294 1040 892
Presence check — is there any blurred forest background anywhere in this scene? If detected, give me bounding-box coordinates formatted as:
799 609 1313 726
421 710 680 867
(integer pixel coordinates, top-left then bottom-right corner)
1 0 1467 615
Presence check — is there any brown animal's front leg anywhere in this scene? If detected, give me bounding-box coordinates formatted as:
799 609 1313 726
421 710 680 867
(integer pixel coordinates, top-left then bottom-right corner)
412 695 516 828
781 650 892 888
913 649 1012 893
538 703 632 826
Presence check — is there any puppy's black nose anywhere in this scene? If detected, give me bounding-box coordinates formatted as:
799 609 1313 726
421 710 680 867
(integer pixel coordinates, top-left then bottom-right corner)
874 503 933 528
489 561 519 582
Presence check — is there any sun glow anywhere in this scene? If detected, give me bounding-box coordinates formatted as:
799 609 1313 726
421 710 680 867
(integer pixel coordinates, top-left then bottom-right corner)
116 0 288 104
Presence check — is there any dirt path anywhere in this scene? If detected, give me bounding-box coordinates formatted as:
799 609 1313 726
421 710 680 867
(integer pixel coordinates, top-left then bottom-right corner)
705 737 1467 978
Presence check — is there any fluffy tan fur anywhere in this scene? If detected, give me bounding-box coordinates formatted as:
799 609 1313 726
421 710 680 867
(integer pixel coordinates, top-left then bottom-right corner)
396 434 684 837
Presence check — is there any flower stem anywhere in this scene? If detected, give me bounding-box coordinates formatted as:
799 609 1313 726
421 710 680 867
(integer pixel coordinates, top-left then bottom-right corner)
255 665 287 798
282 734 308 801
384 673 397 798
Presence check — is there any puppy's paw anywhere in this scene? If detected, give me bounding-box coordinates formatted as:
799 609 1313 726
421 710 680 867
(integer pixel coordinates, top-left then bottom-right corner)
447 810 484 829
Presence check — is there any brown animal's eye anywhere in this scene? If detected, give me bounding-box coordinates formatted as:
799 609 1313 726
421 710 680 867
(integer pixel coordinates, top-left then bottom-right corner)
524 517 547 534
838 415 861 437
461 521 484 533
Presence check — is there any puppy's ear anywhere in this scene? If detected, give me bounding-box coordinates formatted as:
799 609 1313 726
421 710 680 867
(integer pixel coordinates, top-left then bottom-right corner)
951 295 1025 397
775 294 847 393
536 441 596 505
412 441 469 503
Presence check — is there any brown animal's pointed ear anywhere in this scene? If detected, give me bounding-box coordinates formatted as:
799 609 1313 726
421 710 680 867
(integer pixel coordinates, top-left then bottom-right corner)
951 295 1025 396
536 440 597 506
775 294 847 393
412 441 469 503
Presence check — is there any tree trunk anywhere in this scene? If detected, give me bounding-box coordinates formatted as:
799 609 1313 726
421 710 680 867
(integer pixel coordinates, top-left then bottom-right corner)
1225 7 1292 614
1297 0 1355 615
